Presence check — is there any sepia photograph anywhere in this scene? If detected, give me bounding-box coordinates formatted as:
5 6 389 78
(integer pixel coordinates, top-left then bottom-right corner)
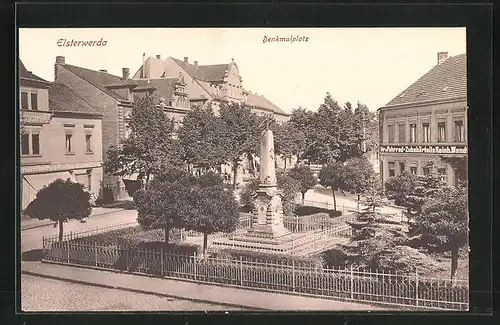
19 27 468 312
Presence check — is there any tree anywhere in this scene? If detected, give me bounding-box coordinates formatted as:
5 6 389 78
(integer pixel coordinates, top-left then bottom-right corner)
440 156 468 185
24 179 92 242
273 122 306 172
318 162 345 211
134 168 196 244
276 172 302 215
104 94 183 190
384 171 418 206
288 164 317 204
339 157 376 211
219 102 260 189
178 106 230 173
182 172 240 255
415 184 468 280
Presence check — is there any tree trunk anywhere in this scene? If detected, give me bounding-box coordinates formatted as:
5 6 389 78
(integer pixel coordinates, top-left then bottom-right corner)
58 220 64 242
302 192 306 205
164 224 170 245
357 194 360 212
450 245 459 282
145 173 150 191
233 160 239 190
203 233 208 256
332 188 337 211
284 157 287 173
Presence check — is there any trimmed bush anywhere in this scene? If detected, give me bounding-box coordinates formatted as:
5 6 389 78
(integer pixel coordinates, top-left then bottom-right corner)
213 248 323 269
329 210 342 217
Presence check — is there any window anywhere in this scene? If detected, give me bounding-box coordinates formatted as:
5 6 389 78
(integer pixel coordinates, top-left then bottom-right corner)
399 162 405 173
387 125 395 143
388 162 395 177
21 92 28 110
87 170 92 192
422 123 430 143
438 122 446 143
21 132 40 155
398 124 405 143
30 93 38 110
65 134 72 152
409 124 416 143
85 134 92 152
454 120 464 142
438 168 447 182
410 166 417 175
21 133 29 155
31 134 40 155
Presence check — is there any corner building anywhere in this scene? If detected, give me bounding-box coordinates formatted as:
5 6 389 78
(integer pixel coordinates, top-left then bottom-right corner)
378 52 467 187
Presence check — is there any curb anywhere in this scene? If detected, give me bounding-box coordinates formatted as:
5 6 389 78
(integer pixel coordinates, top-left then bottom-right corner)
21 208 127 231
21 269 263 311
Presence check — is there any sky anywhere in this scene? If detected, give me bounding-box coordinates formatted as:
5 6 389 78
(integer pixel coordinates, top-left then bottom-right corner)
18 28 466 113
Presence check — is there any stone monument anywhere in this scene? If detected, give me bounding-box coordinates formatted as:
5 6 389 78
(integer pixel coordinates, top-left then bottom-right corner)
246 128 291 239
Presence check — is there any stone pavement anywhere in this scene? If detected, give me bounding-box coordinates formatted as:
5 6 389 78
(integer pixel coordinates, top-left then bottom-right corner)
21 207 126 231
21 261 392 311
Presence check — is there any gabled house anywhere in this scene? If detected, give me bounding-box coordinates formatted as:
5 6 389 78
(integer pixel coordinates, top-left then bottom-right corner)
20 60 103 211
53 56 189 199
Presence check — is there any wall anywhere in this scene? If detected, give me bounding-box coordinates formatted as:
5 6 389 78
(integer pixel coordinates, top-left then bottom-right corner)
55 63 122 198
163 57 212 100
20 86 49 111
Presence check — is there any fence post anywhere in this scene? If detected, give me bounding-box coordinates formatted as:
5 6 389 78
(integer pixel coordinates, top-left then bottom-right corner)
350 266 354 299
415 270 419 306
66 242 70 263
240 256 243 286
194 252 197 281
160 247 164 276
292 259 296 292
41 236 45 258
95 244 98 267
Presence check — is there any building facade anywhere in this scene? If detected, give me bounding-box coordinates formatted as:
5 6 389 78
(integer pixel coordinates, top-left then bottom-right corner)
133 54 293 184
378 52 467 187
20 60 103 211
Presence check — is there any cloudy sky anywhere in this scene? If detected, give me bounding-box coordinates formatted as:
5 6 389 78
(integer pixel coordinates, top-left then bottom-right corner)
19 28 466 113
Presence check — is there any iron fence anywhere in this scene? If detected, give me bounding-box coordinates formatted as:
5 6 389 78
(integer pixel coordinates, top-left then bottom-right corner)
41 242 468 311
43 221 138 244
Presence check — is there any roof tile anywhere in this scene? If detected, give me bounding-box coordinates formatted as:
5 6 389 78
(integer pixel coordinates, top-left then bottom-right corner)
384 53 466 107
49 83 102 116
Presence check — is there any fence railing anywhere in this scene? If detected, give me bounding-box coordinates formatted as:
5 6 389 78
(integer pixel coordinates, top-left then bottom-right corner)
41 243 468 311
43 221 138 244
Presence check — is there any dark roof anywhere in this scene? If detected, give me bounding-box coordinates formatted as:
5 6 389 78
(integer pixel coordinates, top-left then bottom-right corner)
384 53 467 107
62 64 129 101
19 60 50 83
171 57 228 82
131 78 178 100
246 92 288 116
49 83 102 116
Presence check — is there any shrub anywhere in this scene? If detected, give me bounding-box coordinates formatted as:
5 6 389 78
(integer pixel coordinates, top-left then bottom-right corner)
329 210 342 217
213 248 323 269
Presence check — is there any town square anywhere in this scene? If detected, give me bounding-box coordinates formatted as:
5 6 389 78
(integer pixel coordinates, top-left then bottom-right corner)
19 27 468 312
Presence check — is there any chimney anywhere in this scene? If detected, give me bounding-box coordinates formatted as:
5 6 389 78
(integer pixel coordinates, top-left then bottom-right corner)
194 61 198 70
184 57 188 64
437 52 448 65
122 67 130 81
99 69 107 73
55 56 65 65
156 54 161 59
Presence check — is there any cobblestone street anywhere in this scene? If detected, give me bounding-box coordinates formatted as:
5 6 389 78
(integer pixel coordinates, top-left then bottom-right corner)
21 274 244 312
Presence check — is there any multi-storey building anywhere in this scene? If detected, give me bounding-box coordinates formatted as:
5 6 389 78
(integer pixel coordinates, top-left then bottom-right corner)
20 60 103 211
132 54 293 184
378 52 467 187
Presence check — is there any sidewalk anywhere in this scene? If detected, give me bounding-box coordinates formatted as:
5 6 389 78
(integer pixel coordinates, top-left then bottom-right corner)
21 207 126 231
21 261 392 311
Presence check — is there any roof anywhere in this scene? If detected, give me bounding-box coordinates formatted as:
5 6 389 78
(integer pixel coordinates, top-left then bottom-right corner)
171 57 228 82
384 53 467 108
130 78 178 100
246 92 288 116
62 64 129 101
49 83 102 116
19 60 50 83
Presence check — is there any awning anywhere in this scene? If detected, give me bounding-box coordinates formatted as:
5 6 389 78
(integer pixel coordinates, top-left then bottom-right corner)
23 171 74 193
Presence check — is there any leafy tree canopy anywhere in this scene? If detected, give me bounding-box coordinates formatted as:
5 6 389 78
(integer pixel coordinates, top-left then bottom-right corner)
288 164 317 197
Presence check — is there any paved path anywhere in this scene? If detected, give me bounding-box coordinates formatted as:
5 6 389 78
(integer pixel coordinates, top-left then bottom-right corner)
22 273 242 312
21 209 138 253
21 261 391 311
